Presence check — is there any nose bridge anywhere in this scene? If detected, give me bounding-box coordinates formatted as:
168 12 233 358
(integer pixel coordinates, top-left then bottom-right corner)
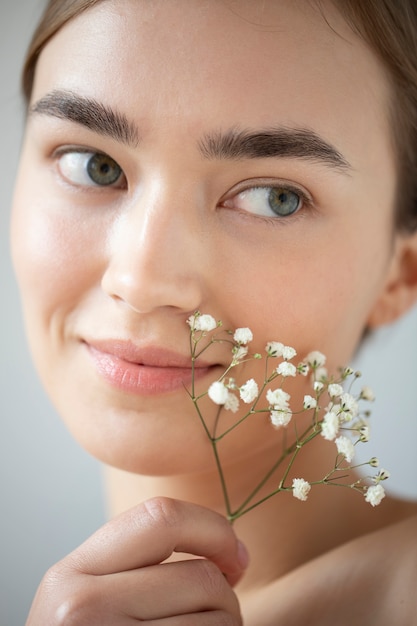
102 181 204 313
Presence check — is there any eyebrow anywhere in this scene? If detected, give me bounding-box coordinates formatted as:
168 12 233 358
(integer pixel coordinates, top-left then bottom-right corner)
199 127 351 172
30 90 350 172
29 90 140 147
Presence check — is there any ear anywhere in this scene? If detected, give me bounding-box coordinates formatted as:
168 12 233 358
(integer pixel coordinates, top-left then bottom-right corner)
367 231 417 329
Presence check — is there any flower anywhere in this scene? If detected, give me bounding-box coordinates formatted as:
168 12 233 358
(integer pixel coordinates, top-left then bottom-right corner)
303 395 317 410
335 435 355 462
374 468 390 482
270 409 292 428
231 345 248 363
340 393 359 418
188 312 217 332
266 388 291 410
233 327 253 345
365 484 386 507
306 350 326 368
239 379 259 404
297 362 309 376
224 392 240 413
328 383 344 398
321 411 339 441
360 386 375 402
208 381 229 405
359 425 370 442
282 345 297 360
276 361 297 377
369 457 379 467
292 478 311 501
314 381 324 392
265 341 284 357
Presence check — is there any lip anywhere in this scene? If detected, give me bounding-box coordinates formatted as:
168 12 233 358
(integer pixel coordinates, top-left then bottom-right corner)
84 339 217 395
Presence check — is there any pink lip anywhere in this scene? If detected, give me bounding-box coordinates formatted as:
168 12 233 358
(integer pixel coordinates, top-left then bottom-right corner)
84 339 216 395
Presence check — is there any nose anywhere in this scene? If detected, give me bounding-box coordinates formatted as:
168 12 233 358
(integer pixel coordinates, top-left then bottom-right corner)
101 185 205 314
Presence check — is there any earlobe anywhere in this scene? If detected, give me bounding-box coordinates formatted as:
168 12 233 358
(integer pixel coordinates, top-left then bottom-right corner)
367 232 417 329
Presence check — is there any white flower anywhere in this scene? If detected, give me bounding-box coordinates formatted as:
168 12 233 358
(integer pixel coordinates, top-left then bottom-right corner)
303 395 317 410
292 478 311 501
340 393 359 418
270 409 292 428
282 345 297 361
314 381 324 392
321 411 339 441
374 468 390 482
232 345 248 363
239 379 259 404
360 386 375 402
208 381 229 405
266 388 291 410
224 392 240 413
306 351 326 368
297 362 309 376
187 313 217 332
233 327 253 345
335 435 355 463
359 425 370 442
276 362 297 377
365 484 386 507
369 457 379 467
328 383 344 398
265 341 284 357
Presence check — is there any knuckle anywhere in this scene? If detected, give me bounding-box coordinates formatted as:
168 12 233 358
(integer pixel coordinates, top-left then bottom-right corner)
141 496 182 529
52 582 101 626
194 558 227 598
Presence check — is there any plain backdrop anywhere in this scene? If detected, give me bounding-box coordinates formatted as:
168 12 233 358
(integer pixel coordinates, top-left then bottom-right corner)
0 2 416 625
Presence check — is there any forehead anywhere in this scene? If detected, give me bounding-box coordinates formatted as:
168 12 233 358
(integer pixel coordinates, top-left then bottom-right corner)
33 0 394 175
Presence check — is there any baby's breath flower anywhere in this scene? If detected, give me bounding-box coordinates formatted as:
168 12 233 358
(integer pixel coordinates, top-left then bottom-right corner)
306 350 326 369
239 379 259 404
224 392 240 413
360 386 375 402
270 409 292 428
340 392 359 418
188 312 217 332
369 457 379 467
265 341 284 357
321 411 339 441
374 468 390 482
266 388 291 410
276 361 297 377
231 345 248 363
282 345 297 361
314 367 328 382
233 327 253 345
297 362 309 376
314 381 324 392
208 381 229 405
365 484 386 507
292 478 311 501
359 425 370 442
335 435 355 463
303 395 317 410
328 383 344 398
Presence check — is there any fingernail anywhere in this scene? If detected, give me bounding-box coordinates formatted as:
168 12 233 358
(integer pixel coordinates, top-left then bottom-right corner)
237 540 250 569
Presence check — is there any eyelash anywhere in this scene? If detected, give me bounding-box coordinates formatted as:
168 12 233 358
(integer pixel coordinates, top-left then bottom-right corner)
53 147 312 221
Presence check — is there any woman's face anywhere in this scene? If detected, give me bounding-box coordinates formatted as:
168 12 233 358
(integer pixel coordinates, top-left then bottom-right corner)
11 0 399 475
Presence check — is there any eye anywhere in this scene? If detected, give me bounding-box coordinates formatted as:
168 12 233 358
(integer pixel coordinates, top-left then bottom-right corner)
56 150 126 188
222 184 305 218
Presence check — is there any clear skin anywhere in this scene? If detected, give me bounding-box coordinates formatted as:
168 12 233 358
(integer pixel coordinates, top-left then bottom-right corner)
11 0 417 624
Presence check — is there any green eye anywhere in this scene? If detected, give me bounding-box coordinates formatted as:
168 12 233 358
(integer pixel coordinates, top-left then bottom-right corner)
268 187 300 216
57 150 126 188
86 153 123 186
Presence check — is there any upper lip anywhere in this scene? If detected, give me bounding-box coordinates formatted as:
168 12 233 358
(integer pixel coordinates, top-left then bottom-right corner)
84 338 214 368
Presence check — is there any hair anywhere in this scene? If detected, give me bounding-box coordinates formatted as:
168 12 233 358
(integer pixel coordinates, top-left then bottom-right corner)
22 0 417 232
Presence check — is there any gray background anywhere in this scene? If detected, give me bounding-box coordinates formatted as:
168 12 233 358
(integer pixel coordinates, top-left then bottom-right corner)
0 1 416 624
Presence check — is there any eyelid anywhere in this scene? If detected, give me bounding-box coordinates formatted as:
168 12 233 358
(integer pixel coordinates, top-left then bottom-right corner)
221 177 314 206
52 145 127 189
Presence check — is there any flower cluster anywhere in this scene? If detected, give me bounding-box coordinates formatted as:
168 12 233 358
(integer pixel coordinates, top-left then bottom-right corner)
187 312 389 521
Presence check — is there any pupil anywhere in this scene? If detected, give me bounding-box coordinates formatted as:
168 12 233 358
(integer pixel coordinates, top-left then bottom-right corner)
87 153 121 186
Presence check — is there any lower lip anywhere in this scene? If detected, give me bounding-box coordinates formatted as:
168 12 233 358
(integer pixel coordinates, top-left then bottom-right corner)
86 345 213 395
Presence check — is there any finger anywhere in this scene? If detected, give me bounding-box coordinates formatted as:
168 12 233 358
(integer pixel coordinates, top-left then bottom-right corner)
99 559 241 620
67 498 248 584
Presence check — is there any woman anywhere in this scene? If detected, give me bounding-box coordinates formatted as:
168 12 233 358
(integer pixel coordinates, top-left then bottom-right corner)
12 0 417 623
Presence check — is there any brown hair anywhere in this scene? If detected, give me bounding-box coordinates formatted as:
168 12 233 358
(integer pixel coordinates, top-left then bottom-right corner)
22 0 417 232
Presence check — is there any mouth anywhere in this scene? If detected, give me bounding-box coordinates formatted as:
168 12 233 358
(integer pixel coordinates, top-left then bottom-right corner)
84 339 218 395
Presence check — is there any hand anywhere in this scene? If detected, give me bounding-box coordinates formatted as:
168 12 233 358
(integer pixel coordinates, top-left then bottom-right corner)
26 498 248 625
